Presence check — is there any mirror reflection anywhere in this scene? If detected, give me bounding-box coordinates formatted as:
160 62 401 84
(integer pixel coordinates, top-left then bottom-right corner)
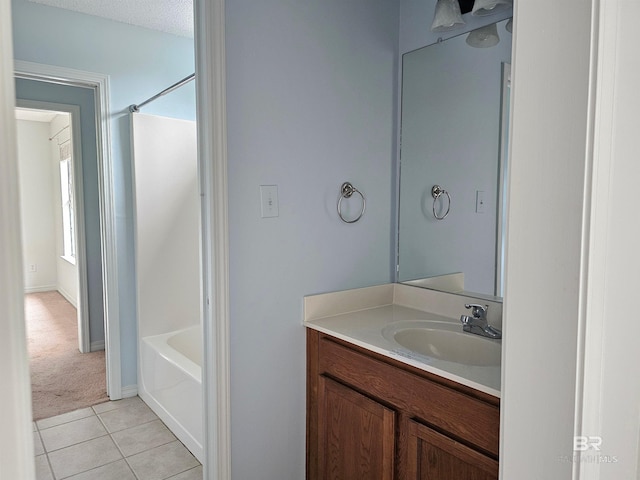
397 19 512 300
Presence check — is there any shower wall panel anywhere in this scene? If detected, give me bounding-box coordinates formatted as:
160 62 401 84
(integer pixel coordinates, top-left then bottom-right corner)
131 113 200 339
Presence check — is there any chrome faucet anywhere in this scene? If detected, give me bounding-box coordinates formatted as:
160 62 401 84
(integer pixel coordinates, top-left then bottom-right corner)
460 304 502 339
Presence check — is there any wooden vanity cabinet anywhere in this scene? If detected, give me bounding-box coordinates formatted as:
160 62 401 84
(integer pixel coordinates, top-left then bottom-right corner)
307 329 499 480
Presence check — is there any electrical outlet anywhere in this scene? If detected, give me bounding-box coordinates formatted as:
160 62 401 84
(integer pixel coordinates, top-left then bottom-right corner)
29 264 37 273
260 185 279 218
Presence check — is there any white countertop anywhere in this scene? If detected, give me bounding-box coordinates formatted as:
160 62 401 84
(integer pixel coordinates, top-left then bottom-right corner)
304 283 501 398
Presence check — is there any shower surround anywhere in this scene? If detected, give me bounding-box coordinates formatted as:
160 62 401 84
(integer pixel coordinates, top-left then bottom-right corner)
131 113 203 462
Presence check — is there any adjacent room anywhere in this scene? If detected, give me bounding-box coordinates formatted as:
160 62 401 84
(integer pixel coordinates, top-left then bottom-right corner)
16 106 108 421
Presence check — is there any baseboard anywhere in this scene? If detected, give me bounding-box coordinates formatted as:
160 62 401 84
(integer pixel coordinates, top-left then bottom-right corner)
56 286 78 308
121 385 138 398
23 286 78 311
24 285 56 294
90 340 105 352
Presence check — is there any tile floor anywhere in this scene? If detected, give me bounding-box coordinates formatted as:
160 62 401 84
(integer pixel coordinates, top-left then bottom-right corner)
33 396 202 480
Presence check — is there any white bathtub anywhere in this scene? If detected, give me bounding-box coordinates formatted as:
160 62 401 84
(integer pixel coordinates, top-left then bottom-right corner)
139 325 203 462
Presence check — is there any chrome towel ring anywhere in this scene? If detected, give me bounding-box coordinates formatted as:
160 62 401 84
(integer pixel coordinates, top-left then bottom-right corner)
431 185 451 220
337 182 366 224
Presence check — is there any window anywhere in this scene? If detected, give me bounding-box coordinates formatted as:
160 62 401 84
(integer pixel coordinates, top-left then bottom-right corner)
59 141 75 262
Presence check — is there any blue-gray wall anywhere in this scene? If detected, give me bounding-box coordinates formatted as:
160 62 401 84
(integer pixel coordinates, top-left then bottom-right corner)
12 0 195 389
225 0 398 476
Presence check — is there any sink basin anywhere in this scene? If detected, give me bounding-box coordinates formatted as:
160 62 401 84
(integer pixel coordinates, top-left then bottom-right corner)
382 320 501 367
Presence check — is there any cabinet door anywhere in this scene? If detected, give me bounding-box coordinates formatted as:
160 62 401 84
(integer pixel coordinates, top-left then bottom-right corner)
406 420 498 480
317 376 395 480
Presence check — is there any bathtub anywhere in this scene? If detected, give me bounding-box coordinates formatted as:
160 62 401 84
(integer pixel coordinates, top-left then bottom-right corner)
139 325 203 462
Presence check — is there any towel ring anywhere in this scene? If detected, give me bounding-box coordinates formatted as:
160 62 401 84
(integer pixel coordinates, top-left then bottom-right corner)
337 182 366 224
431 185 451 220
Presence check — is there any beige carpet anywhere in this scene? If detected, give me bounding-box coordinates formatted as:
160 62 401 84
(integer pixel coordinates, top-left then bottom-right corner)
25 291 108 420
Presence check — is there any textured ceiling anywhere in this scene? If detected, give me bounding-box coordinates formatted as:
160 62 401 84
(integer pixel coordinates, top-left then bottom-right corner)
26 0 194 37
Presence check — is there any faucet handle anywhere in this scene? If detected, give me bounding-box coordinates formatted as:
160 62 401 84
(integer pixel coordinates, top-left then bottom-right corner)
465 303 488 319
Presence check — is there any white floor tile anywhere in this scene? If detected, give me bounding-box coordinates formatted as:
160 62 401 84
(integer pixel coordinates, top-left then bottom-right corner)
36 407 94 430
167 465 203 479
92 396 143 414
34 455 53 480
98 401 158 433
127 440 199 480
34 397 201 480
48 435 122 479
65 459 137 480
111 419 176 457
40 415 107 452
33 431 45 456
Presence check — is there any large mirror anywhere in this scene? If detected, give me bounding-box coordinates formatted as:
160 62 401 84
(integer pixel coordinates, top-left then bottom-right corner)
397 19 512 301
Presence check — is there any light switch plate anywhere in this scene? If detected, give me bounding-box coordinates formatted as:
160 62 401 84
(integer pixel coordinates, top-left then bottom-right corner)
260 185 279 218
476 190 485 213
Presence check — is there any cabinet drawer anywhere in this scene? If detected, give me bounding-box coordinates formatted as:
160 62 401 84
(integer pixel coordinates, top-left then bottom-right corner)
318 335 500 457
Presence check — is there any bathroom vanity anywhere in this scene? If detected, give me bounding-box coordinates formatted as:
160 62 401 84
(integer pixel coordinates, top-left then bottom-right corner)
304 284 501 479
304 15 511 478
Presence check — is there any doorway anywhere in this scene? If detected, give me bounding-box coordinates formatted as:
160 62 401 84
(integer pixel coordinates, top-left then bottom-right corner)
14 62 122 403
15 105 107 419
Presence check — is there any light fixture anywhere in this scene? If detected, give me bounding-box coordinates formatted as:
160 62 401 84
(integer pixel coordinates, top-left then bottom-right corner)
431 0 465 32
466 23 500 48
471 0 513 17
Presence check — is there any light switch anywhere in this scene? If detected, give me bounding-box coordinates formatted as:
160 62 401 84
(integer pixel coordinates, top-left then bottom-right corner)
260 185 279 218
476 191 486 214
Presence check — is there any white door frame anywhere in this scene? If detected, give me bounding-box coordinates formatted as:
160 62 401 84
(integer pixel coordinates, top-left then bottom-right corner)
0 0 36 474
14 60 122 400
495 63 510 298
195 0 232 478
16 100 90 354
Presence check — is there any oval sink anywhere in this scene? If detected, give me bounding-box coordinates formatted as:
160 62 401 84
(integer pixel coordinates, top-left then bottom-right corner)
382 321 501 367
